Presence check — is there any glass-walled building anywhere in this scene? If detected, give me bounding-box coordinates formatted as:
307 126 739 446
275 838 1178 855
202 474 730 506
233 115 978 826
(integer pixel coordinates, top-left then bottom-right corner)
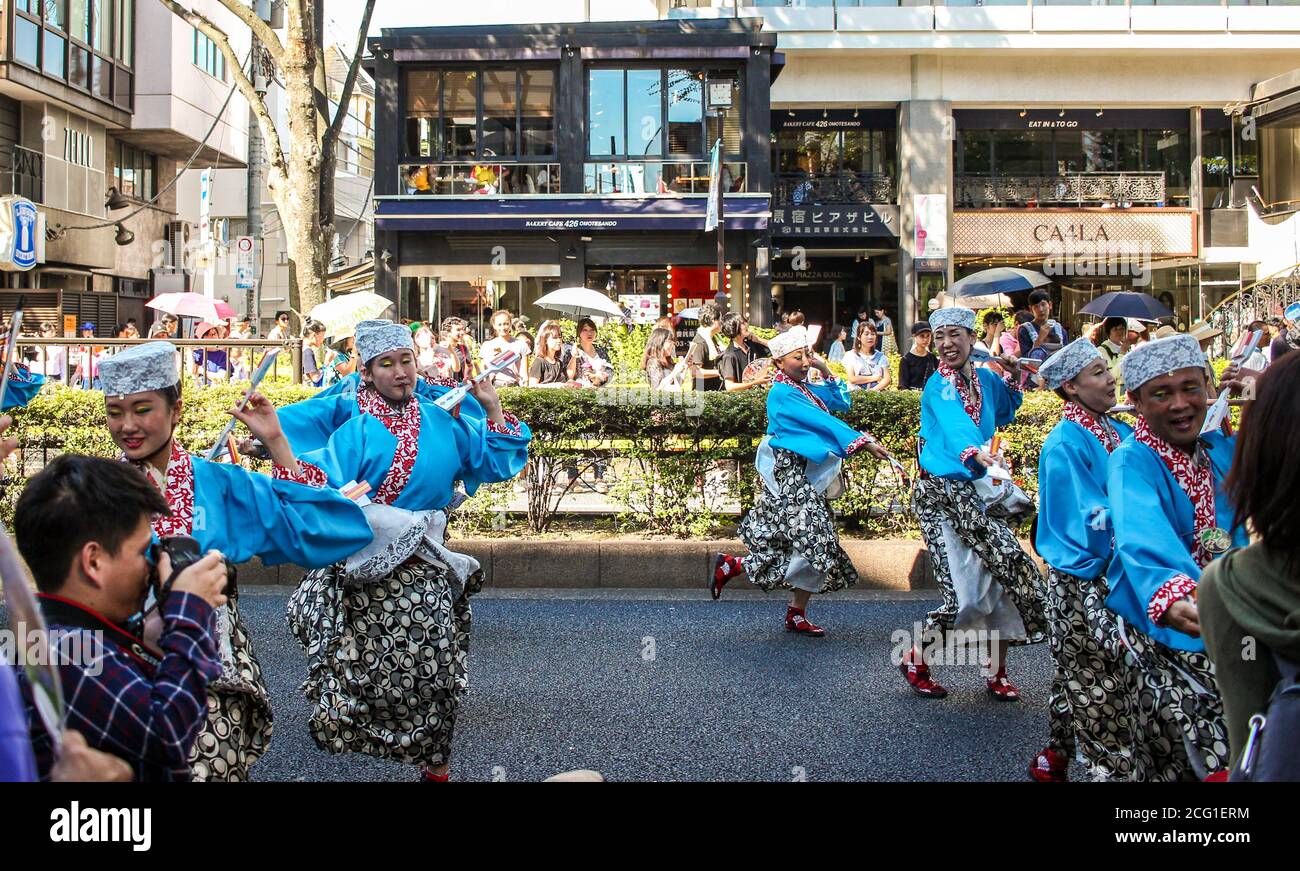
768 108 899 328
368 19 777 332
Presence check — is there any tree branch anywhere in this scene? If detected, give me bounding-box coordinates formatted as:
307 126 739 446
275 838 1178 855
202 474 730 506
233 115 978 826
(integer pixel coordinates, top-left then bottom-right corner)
157 0 287 177
324 0 376 151
213 0 285 66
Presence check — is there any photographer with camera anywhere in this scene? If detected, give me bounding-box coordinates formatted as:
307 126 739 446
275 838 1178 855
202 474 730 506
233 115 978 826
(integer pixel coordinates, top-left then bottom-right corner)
14 456 230 781
92 341 371 781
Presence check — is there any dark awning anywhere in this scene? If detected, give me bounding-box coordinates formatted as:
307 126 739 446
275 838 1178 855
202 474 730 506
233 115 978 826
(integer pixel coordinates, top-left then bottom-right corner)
375 194 770 233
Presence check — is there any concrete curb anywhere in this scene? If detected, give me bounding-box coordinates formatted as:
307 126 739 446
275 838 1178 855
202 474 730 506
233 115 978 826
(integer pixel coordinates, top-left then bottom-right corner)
237 538 944 591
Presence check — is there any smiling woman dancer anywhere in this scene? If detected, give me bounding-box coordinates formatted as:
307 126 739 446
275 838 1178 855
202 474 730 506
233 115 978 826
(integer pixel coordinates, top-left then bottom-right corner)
97 342 371 781
901 306 1048 701
1029 339 1135 782
710 325 890 636
279 320 531 782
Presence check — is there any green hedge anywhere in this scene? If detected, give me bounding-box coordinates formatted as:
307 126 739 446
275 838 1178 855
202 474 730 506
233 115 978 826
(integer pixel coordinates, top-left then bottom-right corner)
4 379 1069 539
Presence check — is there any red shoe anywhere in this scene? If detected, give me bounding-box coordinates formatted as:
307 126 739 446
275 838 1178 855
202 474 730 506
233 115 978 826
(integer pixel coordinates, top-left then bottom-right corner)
986 670 1020 702
419 766 450 782
899 648 948 698
785 608 825 637
1029 747 1069 782
710 553 742 600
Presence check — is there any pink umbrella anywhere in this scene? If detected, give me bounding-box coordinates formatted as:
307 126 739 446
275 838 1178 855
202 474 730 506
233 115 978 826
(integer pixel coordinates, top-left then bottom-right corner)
146 292 237 323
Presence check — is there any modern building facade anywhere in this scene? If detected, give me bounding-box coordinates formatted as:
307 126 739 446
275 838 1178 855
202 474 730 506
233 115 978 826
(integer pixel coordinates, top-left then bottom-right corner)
0 0 249 334
367 18 777 332
367 1 1300 334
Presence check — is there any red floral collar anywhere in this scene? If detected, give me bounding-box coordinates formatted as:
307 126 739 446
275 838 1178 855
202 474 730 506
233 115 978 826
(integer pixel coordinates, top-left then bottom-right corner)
1063 402 1121 454
357 386 421 505
938 362 982 425
124 439 195 538
1134 416 1216 568
773 369 828 413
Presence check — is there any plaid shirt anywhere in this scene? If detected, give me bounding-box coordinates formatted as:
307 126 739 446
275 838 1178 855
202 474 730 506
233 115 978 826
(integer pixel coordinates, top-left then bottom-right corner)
20 592 222 782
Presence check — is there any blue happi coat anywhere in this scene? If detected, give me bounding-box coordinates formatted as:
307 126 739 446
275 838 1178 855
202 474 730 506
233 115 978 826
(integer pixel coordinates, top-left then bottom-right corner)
1105 430 1247 652
918 367 1022 480
766 377 863 464
1034 414 1133 580
277 374 486 459
167 449 372 568
295 394 531 511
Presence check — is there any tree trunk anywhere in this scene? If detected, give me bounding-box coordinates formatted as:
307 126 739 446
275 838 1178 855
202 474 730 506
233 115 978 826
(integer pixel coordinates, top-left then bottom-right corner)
275 2 327 317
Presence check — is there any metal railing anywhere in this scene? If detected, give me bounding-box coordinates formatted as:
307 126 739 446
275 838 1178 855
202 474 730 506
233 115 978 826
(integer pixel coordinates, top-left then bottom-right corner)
956 172 1168 207
583 160 748 195
1204 264 1300 361
776 171 895 204
0 145 45 202
399 162 560 195
13 337 305 387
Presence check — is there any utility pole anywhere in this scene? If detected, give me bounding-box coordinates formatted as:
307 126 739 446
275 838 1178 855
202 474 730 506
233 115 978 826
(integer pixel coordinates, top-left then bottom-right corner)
247 0 272 332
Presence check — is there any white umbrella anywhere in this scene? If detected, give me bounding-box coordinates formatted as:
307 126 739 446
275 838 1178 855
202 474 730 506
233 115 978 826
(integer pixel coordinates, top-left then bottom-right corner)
307 291 394 339
534 286 625 320
935 291 1015 310
676 307 701 320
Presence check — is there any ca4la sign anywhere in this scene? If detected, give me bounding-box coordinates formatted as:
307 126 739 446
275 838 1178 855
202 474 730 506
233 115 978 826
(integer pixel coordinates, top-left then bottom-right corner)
0 196 44 272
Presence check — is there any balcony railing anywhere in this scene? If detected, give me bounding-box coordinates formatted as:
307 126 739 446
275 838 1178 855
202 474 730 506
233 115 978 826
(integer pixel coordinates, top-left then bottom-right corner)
776 172 895 205
583 161 748 195
400 163 559 195
0 146 45 203
956 172 1168 207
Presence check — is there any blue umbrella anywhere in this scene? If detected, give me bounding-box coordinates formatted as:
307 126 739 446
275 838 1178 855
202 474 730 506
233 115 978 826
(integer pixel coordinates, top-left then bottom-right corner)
949 267 1052 298
1078 291 1173 321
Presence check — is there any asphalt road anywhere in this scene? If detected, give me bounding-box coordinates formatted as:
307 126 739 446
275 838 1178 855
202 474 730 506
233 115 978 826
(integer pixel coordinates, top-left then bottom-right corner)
242 586 1068 783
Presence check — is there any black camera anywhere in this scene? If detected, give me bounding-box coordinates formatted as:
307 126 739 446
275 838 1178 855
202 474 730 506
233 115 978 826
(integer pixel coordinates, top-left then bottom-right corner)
149 535 237 600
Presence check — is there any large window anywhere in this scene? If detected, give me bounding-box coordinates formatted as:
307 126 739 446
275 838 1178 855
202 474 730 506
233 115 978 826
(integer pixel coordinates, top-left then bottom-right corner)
14 0 133 109
774 126 897 203
404 67 556 161
193 28 226 81
115 142 156 200
957 125 1191 205
586 67 742 160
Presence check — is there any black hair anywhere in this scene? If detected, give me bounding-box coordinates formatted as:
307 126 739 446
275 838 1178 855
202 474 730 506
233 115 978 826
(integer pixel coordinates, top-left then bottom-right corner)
15 455 170 593
576 317 598 336
1028 289 1051 305
982 311 1004 326
1053 387 1071 402
1102 316 1127 337
698 302 722 327
719 311 744 339
1226 353 1300 570
275 310 291 321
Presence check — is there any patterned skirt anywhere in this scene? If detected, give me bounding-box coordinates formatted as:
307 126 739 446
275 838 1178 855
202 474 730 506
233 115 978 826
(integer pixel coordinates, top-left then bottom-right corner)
1044 568 1135 780
287 558 482 768
737 447 858 595
911 476 1048 646
1115 618 1230 782
189 595 274 782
